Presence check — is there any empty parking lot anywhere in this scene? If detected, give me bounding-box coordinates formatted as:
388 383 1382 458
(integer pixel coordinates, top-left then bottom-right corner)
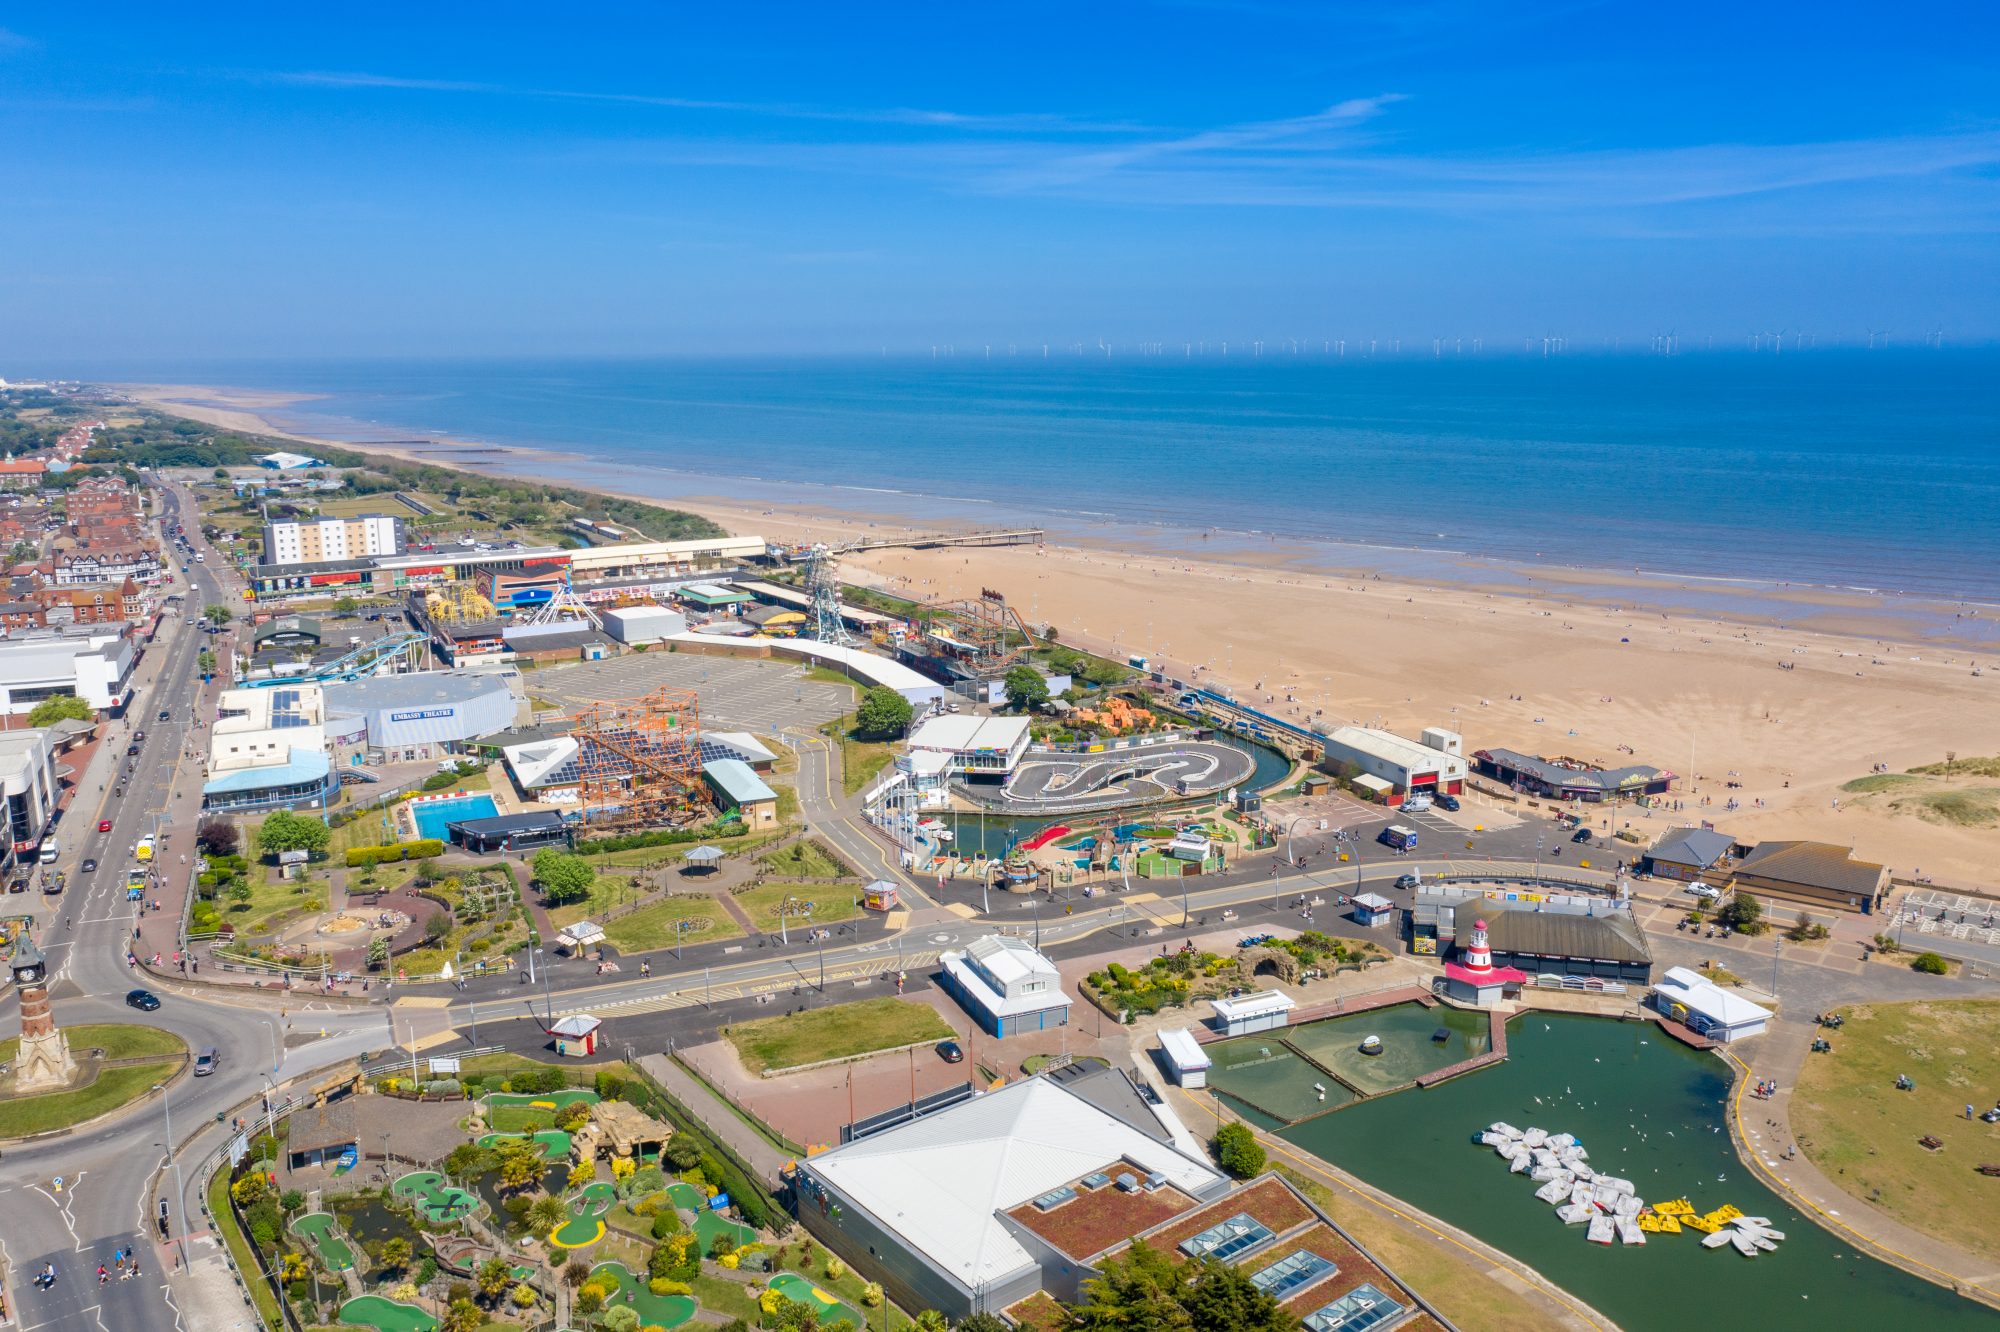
528 651 854 733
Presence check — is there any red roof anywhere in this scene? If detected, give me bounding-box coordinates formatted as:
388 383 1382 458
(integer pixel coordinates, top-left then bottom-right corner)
1444 961 1527 987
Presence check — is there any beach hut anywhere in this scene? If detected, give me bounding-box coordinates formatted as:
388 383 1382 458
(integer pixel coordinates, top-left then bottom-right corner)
551 1014 602 1058
863 880 901 911
1209 990 1295 1037
1350 892 1396 927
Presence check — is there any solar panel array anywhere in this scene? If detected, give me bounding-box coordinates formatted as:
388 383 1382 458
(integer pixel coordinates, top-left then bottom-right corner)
1249 1249 1337 1301
1178 1212 1275 1262
1304 1283 1404 1332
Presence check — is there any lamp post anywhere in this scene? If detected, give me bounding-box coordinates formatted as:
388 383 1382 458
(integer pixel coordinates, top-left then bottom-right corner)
154 1082 188 1268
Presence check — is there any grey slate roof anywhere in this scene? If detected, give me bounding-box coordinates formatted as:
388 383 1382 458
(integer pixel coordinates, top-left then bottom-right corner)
1647 826 1735 870
1453 901 1653 965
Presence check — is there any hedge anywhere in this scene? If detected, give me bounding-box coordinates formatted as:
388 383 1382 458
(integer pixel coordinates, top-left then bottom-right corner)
345 838 446 867
577 820 747 856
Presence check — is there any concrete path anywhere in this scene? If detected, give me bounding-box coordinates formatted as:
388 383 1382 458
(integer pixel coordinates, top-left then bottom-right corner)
164 1235 263 1332
637 1052 790 1181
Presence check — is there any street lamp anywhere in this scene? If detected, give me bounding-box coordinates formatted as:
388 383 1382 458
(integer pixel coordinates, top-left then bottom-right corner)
153 1082 188 1268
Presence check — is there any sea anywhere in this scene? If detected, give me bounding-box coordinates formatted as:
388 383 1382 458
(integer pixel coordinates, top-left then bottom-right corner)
64 350 2000 615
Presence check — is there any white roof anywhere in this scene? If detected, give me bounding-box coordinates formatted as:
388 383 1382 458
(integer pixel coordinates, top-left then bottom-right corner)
943 936 1071 1020
908 714 1030 754
603 604 683 624
906 749 952 776
1655 966 1770 1027
660 631 940 694
549 1014 601 1037
557 920 605 945
1351 773 1394 794
1324 725 1463 773
1158 1028 1212 1071
966 934 1059 986
505 736 580 789
1210 990 1296 1021
1352 892 1394 911
805 1077 1223 1294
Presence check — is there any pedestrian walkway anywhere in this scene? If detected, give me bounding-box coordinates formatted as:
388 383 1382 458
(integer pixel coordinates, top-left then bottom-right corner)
167 1235 263 1332
636 1053 787 1182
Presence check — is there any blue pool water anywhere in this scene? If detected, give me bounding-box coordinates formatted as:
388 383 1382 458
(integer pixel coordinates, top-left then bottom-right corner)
412 794 498 842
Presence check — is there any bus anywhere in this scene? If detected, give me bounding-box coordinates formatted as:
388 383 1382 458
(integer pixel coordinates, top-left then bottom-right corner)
37 836 59 864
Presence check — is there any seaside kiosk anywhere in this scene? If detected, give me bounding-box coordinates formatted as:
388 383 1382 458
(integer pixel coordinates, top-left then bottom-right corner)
1350 892 1396 927
550 1014 602 1058
1208 989 1295 1037
863 879 901 911
1158 1027 1212 1088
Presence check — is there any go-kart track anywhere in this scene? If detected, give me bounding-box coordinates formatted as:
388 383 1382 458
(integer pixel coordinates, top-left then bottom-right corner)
972 738 1258 812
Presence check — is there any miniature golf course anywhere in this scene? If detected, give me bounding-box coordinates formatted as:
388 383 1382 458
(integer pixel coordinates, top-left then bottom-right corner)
483 1089 598 1131
768 1272 862 1326
665 1181 707 1211
589 1260 697 1328
338 1294 438 1332
549 1181 618 1249
291 1211 355 1271
693 1209 758 1251
477 1128 572 1161
390 1170 481 1223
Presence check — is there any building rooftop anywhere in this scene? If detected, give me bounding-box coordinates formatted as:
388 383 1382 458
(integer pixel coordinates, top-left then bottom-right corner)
1476 747 1666 793
1452 900 1653 966
803 1076 1226 1296
1648 826 1735 870
908 714 1031 754
1323 725 1460 771
1733 840 1887 897
704 757 778 805
1655 966 1771 1027
1004 1166 1200 1261
322 669 515 717
288 1099 358 1154
1210 991 1296 1021
202 746 330 794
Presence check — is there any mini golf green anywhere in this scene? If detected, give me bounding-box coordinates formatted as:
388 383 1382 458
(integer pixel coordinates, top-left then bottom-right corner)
693 1210 758 1252
483 1088 599 1131
338 1294 438 1332
548 1181 619 1249
768 1272 861 1326
477 1128 572 1161
664 1180 706 1211
589 1260 696 1329
389 1170 480 1223
290 1211 355 1271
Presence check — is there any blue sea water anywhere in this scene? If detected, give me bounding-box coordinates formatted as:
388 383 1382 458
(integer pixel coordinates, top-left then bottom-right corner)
74 351 2000 601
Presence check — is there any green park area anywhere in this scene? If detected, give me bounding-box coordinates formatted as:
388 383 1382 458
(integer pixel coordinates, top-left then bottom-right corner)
600 894 743 954
736 881 862 931
769 1272 862 1327
589 1260 697 1328
0 1024 187 1137
724 996 953 1075
1792 998 2000 1264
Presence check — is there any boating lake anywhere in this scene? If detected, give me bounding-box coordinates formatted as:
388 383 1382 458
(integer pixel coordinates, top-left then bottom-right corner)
1276 1013 1997 1331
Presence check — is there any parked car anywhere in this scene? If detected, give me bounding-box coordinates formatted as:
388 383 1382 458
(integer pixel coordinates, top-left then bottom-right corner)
936 1040 965 1064
1435 794 1461 812
1684 883 1721 900
1394 873 1421 890
1401 794 1433 813
125 989 161 1012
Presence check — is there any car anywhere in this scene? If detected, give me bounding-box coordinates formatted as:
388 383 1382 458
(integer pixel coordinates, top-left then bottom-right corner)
98 819 112 833
193 1047 220 1077
80 858 96 873
1435 794 1461 812
936 1040 965 1064
1401 794 1433 813
134 730 146 742
1683 883 1721 900
1394 873 1421 889
125 745 140 758
1570 827 1594 843
125 989 161 1012
157 709 171 722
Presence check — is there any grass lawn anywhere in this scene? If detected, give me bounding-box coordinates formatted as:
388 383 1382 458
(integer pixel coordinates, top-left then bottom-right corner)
583 829 794 872
211 1169 286 1330
734 881 861 931
0 1062 179 1137
601 895 744 954
0 1022 185 1063
221 864 329 938
822 715 896 796
755 839 850 879
1890 787 2000 827
724 996 952 1075
691 1272 762 1322
1791 998 2000 1265
548 872 653 929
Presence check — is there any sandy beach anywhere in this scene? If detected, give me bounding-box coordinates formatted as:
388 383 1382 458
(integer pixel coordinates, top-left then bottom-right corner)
121 382 2000 888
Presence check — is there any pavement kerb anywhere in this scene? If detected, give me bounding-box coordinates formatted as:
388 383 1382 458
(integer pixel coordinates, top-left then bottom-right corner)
1720 1038 2000 1312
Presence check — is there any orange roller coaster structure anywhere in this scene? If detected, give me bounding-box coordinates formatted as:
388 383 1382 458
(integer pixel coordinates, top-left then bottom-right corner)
568 687 709 830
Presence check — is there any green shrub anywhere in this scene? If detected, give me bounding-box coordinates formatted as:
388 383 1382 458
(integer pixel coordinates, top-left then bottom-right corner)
1912 951 1950 975
344 838 446 867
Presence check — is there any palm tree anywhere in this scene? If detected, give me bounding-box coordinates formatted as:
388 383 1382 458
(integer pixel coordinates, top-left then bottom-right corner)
528 1193 569 1236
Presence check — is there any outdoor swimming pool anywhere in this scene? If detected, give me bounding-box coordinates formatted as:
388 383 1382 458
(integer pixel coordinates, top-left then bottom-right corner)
411 794 498 842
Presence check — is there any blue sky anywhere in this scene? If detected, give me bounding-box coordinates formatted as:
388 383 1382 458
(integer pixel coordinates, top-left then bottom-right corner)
2 2 1996 358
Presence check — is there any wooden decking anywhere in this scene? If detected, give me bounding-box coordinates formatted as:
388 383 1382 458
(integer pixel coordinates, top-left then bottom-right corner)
1647 1011 1720 1050
1415 1009 1511 1088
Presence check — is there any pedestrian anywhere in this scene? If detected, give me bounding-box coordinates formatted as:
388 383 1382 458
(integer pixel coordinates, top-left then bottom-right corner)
97 1264 108 1286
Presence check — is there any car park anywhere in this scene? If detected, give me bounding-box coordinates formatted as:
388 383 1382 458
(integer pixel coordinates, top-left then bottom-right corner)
126 989 161 1011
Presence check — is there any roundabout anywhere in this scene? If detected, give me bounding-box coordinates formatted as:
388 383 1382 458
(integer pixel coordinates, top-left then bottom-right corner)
0 1023 188 1140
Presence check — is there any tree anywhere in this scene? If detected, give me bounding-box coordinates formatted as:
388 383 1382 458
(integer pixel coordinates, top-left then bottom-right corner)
1042 626 1059 643
26 695 93 728
198 649 217 675
440 1298 483 1332
203 603 233 627
911 1312 949 1332
664 1136 703 1171
256 809 330 857
195 817 240 856
1003 664 1049 713
852 686 914 740
1913 951 1950 975
575 1283 607 1317
957 1315 1009 1332
423 909 453 943
1073 1240 1292 1332
528 1193 569 1236
476 1256 514 1301
562 1259 591 1288
532 848 597 906
379 1237 412 1274
366 935 390 970
1718 891 1765 935
495 1138 546 1192
1211 1122 1266 1178
602 1308 641 1332
332 596 359 615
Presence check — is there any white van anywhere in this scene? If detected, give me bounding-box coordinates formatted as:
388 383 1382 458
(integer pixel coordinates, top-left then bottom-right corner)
1401 793 1434 813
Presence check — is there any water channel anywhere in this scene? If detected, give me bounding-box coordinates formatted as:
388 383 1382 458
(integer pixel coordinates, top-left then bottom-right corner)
1263 1013 1996 1330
